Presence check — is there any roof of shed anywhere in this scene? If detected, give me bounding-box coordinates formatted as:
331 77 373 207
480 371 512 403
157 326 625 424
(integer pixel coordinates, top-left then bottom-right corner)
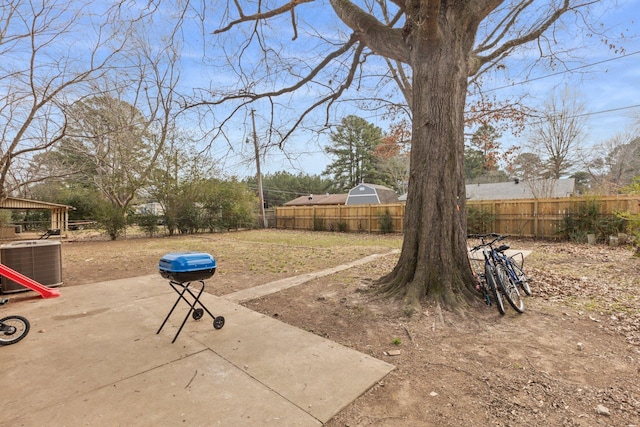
347 183 399 204
283 194 348 206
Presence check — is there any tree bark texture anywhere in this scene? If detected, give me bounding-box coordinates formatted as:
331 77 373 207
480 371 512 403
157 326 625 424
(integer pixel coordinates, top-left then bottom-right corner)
376 4 481 313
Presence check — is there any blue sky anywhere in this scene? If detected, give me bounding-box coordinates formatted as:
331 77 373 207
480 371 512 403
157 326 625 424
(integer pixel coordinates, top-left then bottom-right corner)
483 0 640 154
181 1 640 179
7 0 637 180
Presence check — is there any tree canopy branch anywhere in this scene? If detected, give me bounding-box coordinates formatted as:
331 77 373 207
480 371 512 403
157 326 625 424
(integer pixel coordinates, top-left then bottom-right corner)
329 0 410 63
188 34 359 108
470 0 574 75
214 0 314 39
279 41 366 147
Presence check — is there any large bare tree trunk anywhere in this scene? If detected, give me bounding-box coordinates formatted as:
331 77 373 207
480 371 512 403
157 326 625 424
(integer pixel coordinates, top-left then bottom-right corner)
379 11 479 314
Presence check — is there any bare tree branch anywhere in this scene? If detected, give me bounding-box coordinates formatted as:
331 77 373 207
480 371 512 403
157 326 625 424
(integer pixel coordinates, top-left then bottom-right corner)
475 0 534 54
470 1 601 75
213 0 314 37
330 0 409 63
281 41 366 147
0 0 134 199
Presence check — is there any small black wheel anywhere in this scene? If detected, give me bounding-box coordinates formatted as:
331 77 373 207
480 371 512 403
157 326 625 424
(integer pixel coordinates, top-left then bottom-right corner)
213 316 225 329
192 308 204 320
0 315 30 346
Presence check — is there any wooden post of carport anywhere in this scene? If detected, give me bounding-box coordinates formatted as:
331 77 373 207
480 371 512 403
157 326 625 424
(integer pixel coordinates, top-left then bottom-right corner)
51 206 69 236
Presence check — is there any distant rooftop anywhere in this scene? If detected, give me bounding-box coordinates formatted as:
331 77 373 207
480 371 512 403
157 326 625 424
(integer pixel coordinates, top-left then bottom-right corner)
283 183 400 206
465 178 576 200
283 193 348 206
398 178 576 202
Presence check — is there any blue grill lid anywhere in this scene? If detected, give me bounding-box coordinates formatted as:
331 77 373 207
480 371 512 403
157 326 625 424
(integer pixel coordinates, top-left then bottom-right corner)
159 252 217 273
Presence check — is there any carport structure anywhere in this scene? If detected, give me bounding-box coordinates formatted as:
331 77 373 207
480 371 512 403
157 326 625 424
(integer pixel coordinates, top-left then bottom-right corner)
0 197 72 238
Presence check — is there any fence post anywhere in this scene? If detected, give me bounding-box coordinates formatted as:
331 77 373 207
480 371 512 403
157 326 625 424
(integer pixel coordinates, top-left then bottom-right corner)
534 200 538 238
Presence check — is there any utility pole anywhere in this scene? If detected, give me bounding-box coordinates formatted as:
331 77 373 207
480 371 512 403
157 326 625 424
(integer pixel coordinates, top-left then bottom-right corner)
251 109 268 228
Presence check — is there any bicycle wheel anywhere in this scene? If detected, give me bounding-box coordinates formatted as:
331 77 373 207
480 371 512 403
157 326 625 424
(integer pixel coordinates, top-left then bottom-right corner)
484 264 505 315
496 263 525 313
0 315 30 346
510 259 532 296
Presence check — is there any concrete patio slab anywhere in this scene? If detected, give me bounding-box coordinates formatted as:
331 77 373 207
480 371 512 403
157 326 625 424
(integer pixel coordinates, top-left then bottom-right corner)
0 274 394 426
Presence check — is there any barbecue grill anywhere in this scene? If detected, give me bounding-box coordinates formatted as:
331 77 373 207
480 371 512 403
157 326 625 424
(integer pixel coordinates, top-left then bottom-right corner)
157 252 225 343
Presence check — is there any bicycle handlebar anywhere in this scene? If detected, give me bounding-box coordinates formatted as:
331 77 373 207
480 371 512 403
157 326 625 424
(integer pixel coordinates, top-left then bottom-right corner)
467 233 508 252
467 233 496 239
467 233 511 239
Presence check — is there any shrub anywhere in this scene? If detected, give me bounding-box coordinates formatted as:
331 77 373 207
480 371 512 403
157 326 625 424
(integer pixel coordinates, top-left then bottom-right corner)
136 214 160 237
378 209 394 234
615 210 640 241
336 221 348 232
177 204 203 234
96 204 127 240
558 198 625 242
467 206 495 234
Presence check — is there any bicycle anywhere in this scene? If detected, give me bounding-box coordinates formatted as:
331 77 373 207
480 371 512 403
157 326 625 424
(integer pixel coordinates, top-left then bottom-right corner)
468 234 525 314
493 241 532 297
0 298 30 346
468 234 506 315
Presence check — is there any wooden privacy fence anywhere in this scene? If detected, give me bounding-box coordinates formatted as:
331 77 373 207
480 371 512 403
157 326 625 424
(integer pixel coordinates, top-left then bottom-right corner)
468 195 639 238
275 195 640 238
276 203 405 233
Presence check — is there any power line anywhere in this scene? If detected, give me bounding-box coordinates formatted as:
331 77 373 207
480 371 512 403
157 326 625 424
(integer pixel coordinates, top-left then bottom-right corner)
523 103 640 126
325 51 640 127
245 185 310 196
482 50 640 93
575 104 640 118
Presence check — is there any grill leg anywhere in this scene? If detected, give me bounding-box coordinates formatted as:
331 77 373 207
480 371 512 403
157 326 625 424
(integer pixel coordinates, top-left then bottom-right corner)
158 281 214 343
182 281 217 319
157 281 193 339
172 307 193 343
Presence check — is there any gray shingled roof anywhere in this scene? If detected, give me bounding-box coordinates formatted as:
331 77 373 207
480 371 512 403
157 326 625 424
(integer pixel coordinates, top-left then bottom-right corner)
398 178 576 201
465 178 575 200
346 183 399 205
283 193 348 206
284 183 400 206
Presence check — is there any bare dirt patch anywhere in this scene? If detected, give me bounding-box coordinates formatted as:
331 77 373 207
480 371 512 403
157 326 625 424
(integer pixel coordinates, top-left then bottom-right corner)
56 230 640 426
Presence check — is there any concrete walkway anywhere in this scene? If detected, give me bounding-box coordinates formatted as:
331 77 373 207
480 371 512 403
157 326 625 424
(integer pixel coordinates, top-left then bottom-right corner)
224 250 400 303
1 256 396 426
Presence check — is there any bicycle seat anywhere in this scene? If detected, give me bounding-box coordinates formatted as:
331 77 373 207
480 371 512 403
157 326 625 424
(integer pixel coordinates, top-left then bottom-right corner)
496 244 510 252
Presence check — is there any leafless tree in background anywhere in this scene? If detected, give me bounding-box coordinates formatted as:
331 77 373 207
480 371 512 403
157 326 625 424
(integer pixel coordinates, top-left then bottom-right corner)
0 0 133 199
0 0 185 207
527 87 588 180
585 131 640 193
